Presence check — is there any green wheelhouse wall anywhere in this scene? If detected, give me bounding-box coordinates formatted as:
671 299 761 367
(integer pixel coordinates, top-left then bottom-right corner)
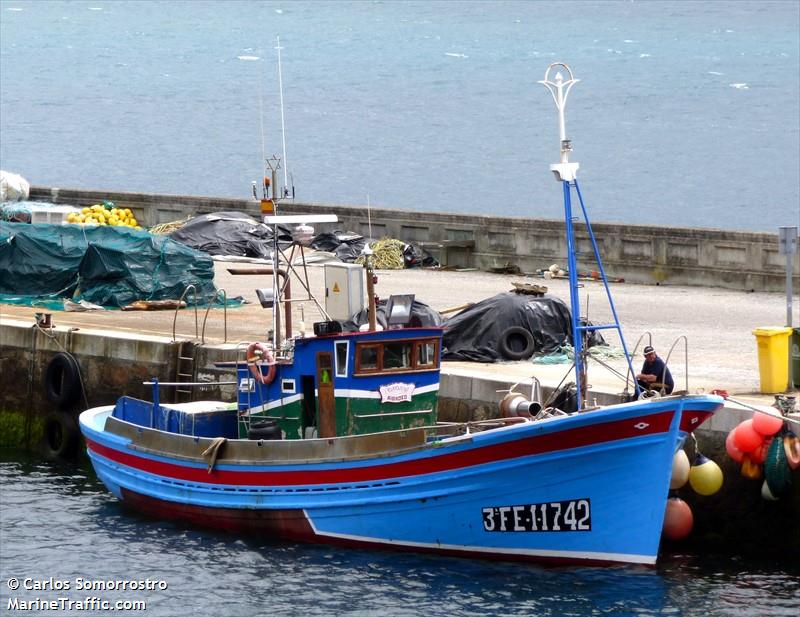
241 390 439 439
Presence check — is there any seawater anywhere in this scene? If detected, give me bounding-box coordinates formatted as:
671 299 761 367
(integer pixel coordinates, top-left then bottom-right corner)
0 451 798 617
0 0 798 233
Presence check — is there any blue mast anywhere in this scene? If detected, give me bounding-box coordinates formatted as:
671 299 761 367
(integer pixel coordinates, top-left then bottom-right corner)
539 64 640 410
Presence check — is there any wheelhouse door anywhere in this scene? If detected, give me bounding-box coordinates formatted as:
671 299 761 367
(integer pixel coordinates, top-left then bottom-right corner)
316 352 336 438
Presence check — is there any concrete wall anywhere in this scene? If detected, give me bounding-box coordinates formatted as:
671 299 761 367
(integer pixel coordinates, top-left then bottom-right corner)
30 185 799 292
0 320 237 418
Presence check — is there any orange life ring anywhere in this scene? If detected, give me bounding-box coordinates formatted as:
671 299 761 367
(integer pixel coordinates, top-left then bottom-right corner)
246 342 276 385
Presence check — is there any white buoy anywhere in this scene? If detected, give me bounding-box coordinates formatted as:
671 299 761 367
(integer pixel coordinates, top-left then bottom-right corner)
670 449 690 489
761 479 779 501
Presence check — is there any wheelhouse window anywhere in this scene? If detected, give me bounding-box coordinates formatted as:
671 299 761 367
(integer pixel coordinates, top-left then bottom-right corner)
358 344 380 371
417 341 436 367
355 338 440 375
335 341 349 377
383 342 412 369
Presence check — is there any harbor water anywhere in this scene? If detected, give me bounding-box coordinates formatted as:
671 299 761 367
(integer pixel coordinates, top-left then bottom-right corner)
0 450 798 616
1 0 798 232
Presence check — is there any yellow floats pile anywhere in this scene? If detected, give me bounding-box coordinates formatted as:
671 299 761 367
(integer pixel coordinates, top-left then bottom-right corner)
66 203 143 230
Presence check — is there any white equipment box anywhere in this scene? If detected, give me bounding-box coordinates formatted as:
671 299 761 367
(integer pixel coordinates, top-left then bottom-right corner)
324 263 365 321
29 204 81 225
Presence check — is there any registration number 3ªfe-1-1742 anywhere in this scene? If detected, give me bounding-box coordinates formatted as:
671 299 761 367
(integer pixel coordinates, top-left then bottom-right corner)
481 498 591 532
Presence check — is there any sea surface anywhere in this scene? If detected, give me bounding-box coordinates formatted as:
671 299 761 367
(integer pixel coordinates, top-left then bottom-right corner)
0 451 798 617
0 0 798 233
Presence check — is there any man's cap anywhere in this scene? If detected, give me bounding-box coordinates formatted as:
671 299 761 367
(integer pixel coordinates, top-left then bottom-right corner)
643 345 655 355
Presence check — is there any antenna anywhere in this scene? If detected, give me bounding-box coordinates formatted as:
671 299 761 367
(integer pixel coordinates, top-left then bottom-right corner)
238 53 269 200
367 194 372 238
539 62 641 409
538 63 580 182
258 78 267 182
265 155 282 204
276 36 290 195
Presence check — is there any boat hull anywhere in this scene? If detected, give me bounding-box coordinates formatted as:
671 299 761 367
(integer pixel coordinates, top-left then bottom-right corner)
79 395 721 566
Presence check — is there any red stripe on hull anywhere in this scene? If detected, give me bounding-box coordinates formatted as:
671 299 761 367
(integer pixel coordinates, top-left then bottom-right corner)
679 410 713 433
119 489 633 567
88 409 681 486
121 488 315 539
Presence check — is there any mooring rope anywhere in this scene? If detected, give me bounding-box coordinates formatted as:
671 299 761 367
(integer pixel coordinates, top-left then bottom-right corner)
201 437 228 473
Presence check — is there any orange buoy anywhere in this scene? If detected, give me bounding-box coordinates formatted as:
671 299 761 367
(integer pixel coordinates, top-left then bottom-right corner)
752 408 784 436
740 455 763 480
725 429 745 463
688 454 724 496
733 419 764 453
662 497 693 541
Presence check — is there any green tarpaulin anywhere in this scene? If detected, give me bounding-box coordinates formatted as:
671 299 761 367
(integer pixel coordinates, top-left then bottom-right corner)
0 222 217 308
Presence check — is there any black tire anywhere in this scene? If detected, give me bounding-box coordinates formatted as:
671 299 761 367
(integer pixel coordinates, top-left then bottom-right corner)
43 411 80 459
44 352 82 408
497 326 536 361
248 420 282 441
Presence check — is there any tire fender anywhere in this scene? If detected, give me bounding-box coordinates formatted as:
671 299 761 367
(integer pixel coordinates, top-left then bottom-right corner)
42 411 79 459
43 352 82 408
497 326 536 361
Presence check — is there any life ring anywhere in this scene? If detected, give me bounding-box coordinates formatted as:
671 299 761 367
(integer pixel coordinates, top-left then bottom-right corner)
497 326 535 361
42 411 79 459
246 342 276 385
44 352 82 408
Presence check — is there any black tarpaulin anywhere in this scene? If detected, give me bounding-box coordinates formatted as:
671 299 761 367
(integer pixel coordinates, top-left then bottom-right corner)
341 298 444 332
442 292 605 362
309 230 366 262
169 211 293 258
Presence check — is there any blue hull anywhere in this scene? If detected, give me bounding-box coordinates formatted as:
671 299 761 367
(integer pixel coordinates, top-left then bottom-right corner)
80 394 722 566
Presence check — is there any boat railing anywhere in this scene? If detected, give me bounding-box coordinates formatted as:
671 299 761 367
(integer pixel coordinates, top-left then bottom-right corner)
623 332 654 394
630 332 653 358
172 284 199 342
662 335 689 394
201 288 228 343
431 416 531 438
622 333 688 396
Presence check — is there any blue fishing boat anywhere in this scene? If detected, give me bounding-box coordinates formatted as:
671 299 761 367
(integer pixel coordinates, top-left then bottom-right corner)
79 63 724 566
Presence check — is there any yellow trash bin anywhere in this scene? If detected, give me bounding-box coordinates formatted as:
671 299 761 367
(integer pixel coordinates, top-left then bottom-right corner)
752 327 793 393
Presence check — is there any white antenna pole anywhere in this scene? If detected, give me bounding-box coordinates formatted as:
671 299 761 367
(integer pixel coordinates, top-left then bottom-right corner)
276 35 289 192
258 81 267 189
367 194 372 238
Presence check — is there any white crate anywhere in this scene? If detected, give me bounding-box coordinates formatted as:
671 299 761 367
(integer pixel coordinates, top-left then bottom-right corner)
29 205 81 225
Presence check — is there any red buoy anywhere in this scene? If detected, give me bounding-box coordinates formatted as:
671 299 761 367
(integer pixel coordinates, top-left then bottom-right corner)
749 437 773 465
662 497 693 541
725 428 745 463
752 409 784 437
733 419 764 453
